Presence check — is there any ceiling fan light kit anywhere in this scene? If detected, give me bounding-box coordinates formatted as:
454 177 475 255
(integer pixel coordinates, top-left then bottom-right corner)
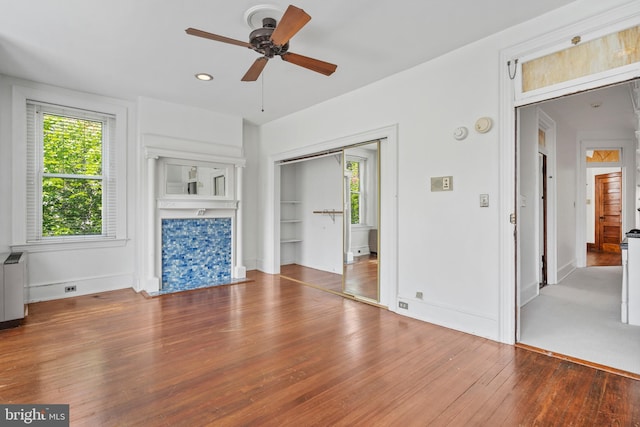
186 4 337 82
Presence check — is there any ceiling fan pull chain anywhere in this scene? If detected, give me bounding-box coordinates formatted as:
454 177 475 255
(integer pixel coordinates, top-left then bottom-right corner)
261 72 265 112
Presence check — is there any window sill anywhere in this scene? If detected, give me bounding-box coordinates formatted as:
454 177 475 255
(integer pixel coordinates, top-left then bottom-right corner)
11 238 128 253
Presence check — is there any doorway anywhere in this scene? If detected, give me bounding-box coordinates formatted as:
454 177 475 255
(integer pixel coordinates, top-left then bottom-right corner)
516 82 639 375
594 171 622 254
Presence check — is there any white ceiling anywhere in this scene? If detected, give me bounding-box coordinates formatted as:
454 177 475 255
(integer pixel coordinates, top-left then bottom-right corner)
0 0 578 125
538 81 638 134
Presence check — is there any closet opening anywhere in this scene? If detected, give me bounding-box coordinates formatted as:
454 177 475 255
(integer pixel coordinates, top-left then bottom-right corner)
277 140 381 305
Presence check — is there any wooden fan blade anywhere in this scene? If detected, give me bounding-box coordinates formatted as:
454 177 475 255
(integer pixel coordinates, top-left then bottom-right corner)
241 57 269 81
281 52 337 76
270 5 311 46
185 28 252 48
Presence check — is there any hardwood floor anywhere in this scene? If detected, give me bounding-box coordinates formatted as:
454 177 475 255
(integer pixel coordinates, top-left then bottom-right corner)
280 263 342 293
587 246 621 266
344 254 378 300
280 256 378 301
1 272 639 426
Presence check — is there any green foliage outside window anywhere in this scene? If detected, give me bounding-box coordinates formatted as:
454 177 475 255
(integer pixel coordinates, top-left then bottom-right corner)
42 114 103 236
347 160 360 224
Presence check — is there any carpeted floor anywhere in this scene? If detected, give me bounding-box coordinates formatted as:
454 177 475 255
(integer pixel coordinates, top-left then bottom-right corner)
520 266 640 375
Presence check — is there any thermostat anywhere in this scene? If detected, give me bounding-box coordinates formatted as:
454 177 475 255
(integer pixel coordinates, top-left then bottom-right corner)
475 117 493 133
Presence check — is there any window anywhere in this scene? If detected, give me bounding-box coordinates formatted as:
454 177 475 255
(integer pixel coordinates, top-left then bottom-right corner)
346 158 365 225
26 101 117 242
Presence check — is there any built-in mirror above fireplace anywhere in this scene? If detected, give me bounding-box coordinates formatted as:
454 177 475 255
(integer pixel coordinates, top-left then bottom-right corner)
163 160 230 197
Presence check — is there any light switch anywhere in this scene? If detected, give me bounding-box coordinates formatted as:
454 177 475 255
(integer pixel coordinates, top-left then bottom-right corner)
480 194 489 207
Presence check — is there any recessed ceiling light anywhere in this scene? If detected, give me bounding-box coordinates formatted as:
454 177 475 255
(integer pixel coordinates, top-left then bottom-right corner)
195 73 213 81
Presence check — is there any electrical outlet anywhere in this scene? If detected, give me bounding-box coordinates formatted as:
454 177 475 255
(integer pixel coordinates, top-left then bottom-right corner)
64 285 76 293
416 291 423 300
399 301 408 309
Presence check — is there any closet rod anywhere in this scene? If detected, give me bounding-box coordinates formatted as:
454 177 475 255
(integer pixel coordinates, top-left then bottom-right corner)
313 209 343 223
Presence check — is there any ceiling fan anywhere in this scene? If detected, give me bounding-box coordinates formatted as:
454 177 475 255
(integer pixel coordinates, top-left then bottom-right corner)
185 5 337 81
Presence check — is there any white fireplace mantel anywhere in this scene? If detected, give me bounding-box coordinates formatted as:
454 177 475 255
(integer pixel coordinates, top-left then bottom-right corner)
157 198 238 210
141 137 247 293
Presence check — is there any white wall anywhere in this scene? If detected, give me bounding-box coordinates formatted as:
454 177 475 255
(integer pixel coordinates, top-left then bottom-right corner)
297 156 343 273
0 76 13 255
138 97 242 147
553 114 578 279
256 0 632 341
242 121 260 271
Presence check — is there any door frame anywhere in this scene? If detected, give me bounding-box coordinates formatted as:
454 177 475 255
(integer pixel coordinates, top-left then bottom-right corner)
539 152 548 287
578 141 632 267
269 125 398 309
537 109 557 286
498 3 640 344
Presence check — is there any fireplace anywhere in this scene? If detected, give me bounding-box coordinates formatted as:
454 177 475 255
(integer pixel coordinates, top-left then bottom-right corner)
161 217 232 292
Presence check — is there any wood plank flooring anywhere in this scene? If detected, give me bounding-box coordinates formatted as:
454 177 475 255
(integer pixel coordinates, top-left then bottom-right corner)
1 272 639 426
280 256 378 301
587 247 622 266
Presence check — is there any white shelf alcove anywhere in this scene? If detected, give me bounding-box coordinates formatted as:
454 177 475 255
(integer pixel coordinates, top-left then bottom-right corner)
142 138 246 293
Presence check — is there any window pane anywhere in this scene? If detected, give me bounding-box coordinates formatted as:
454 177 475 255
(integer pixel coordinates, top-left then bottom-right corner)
43 114 103 175
347 160 362 224
586 149 620 163
42 177 102 236
522 25 640 93
347 161 360 191
350 193 360 224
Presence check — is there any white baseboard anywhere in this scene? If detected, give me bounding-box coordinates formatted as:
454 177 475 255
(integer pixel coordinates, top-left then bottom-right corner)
352 245 370 256
520 280 539 307
557 261 576 282
395 297 499 341
243 258 258 271
26 274 134 303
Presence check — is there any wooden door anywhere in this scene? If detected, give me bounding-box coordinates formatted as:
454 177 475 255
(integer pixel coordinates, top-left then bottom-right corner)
595 171 622 253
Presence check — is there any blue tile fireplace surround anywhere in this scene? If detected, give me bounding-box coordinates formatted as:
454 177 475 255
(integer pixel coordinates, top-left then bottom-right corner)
160 217 232 294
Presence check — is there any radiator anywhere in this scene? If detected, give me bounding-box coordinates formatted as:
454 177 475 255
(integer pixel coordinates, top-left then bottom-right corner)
1 252 27 323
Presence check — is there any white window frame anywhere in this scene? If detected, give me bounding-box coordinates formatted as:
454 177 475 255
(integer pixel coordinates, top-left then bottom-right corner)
346 155 366 226
11 85 128 252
